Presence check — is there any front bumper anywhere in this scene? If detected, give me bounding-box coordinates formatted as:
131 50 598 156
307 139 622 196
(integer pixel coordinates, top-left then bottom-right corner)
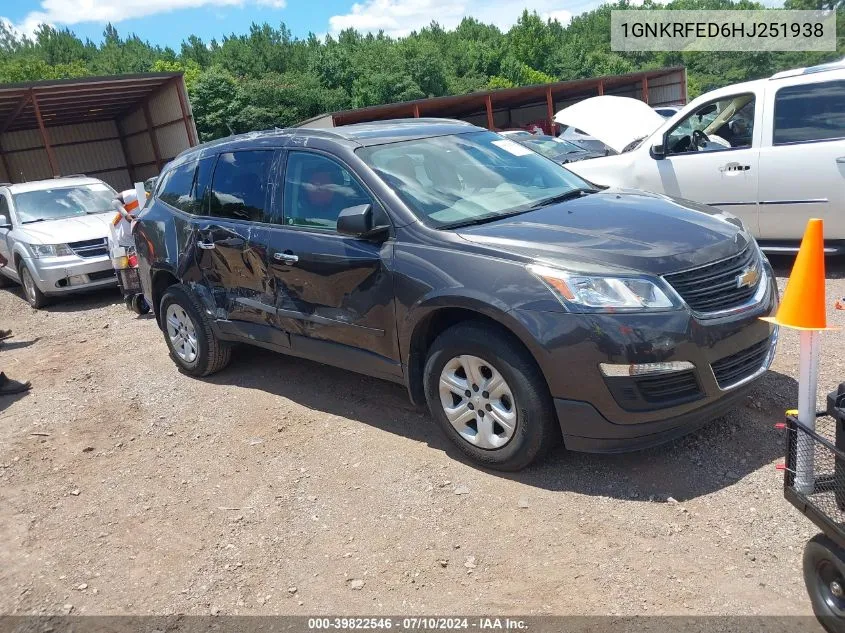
513 262 779 452
25 255 117 296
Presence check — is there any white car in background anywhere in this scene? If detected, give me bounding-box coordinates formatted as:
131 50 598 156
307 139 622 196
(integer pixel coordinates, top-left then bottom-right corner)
557 59 845 251
0 176 118 308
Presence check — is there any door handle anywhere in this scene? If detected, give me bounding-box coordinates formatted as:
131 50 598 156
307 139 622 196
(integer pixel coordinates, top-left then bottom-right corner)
273 252 299 265
836 157 845 164
197 240 216 250
720 163 751 173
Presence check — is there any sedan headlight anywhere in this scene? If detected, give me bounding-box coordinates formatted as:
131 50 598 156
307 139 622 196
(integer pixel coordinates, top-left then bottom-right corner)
30 243 74 258
527 264 680 312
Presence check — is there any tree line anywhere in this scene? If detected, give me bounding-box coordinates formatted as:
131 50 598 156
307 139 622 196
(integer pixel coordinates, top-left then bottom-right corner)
0 0 842 142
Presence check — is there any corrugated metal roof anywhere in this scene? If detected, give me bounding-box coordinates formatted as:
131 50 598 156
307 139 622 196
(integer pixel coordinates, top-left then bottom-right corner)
0 73 182 133
299 67 686 128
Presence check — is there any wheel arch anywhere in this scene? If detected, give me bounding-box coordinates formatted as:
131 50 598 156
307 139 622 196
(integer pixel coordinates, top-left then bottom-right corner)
150 267 180 329
403 294 550 407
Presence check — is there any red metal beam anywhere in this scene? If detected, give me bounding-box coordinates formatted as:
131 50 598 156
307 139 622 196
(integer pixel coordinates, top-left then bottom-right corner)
413 104 420 118
31 91 59 177
173 76 197 146
545 85 555 133
597 80 604 96
681 68 688 104
485 94 494 130
143 101 163 172
642 75 649 104
0 93 32 134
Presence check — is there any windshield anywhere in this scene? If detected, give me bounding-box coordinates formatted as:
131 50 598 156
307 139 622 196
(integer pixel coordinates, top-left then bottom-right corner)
357 131 590 228
13 183 116 224
520 137 586 159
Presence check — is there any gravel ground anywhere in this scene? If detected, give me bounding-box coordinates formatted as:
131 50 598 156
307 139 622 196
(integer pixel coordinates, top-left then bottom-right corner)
0 255 844 617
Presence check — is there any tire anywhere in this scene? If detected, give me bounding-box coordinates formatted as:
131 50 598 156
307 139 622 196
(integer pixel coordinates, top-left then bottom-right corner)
18 263 49 309
131 294 150 315
804 533 845 633
423 321 559 471
159 284 231 377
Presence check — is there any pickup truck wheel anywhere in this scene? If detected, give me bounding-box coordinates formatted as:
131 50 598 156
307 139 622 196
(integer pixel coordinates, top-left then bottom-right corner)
18 263 48 309
160 284 231 377
804 533 845 633
423 322 558 471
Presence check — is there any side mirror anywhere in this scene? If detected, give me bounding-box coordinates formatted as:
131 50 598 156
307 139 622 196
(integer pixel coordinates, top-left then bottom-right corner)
650 143 666 160
0 214 10 229
337 204 388 239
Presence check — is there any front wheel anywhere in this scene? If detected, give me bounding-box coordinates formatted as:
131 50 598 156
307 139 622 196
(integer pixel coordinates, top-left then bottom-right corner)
159 284 231 377
19 264 48 309
804 533 845 633
423 322 559 471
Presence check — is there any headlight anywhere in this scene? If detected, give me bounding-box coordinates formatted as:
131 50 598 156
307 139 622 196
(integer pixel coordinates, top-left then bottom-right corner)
30 243 74 258
527 264 680 312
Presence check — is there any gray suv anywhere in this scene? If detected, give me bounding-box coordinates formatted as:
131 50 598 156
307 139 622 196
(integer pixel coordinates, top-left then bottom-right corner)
0 176 118 308
135 119 779 471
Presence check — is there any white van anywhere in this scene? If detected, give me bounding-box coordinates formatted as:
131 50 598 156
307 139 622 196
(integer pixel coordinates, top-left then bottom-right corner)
559 59 845 251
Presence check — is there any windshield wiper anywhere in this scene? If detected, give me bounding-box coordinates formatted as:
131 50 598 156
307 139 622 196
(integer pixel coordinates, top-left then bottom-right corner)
21 218 47 224
528 187 597 209
438 208 534 230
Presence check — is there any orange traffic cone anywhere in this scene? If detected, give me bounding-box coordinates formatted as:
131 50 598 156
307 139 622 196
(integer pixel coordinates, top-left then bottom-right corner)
762 218 834 331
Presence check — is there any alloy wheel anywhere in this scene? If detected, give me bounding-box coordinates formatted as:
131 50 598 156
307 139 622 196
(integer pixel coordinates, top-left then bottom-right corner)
165 303 199 363
21 268 36 304
438 354 517 450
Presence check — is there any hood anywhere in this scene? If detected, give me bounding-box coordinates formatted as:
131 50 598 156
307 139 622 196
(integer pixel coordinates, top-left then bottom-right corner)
456 189 752 275
16 213 113 245
554 96 665 154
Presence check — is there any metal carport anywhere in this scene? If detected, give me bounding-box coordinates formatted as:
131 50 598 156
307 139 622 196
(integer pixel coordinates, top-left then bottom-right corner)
0 72 198 190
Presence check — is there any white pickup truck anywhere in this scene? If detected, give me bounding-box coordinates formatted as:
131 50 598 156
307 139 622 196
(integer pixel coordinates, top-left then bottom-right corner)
558 58 845 252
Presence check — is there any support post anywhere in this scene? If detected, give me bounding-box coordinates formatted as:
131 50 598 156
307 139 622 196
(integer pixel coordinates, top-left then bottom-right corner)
143 102 163 172
413 104 420 118
795 330 822 493
545 85 555 134
173 77 197 147
681 68 688 104
117 121 135 186
32 91 59 177
597 80 605 96
642 75 650 105
485 94 494 130
0 146 10 183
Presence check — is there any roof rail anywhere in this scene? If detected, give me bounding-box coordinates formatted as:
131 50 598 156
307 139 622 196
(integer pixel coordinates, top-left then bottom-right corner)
770 57 845 80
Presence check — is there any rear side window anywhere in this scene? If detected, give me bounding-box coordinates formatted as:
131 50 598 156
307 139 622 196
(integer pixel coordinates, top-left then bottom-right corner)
158 160 197 212
0 194 8 219
209 151 275 223
774 80 845 145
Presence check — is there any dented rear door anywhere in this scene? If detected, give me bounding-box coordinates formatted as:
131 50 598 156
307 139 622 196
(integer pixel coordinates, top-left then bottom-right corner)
195 149 281 327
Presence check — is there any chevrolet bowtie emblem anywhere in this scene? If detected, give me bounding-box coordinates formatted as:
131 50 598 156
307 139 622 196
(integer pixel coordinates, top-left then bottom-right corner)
737 266 760 289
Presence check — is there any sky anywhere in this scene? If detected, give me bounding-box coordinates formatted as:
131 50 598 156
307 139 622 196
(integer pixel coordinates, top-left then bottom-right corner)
0 0 599 49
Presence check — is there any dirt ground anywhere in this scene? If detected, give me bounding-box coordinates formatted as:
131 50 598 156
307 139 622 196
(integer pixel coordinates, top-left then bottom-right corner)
0 255 844 617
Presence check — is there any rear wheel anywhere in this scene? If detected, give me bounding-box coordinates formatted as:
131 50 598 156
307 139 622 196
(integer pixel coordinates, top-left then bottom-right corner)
804 533 845 633
130 294 150 315
18 263 48 309
423 322 558 471
160 284 231 377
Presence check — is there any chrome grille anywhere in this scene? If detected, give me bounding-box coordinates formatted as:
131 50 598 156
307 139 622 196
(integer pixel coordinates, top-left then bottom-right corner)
69 238 108 258
663 246 761 314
